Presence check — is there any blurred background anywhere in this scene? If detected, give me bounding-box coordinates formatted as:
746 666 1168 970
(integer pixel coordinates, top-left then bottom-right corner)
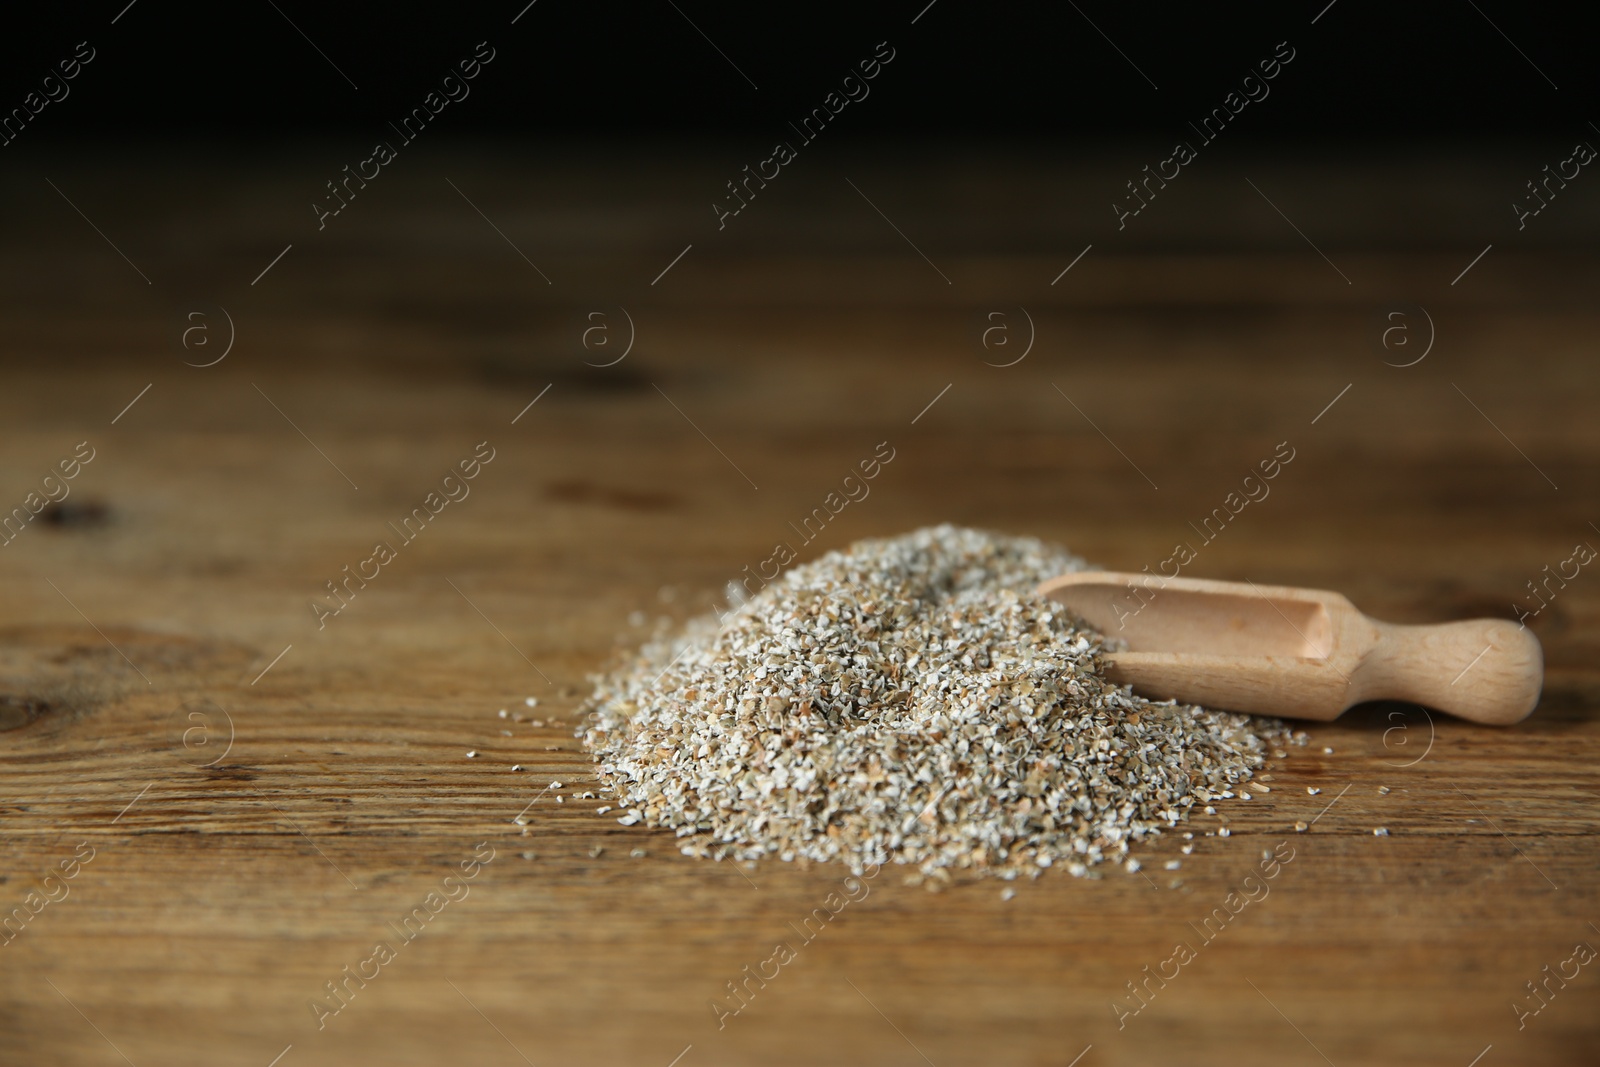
2 2 1597 1066
9 0 1599 139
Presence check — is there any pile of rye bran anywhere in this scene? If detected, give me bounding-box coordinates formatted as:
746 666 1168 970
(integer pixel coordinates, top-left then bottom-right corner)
581 526 1293 882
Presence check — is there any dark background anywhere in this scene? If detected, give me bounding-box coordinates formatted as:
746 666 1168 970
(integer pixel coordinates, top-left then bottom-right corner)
2 0 1593 140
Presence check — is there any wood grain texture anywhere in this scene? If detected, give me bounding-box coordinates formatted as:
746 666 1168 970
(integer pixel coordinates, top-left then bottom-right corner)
0 147 1596 1066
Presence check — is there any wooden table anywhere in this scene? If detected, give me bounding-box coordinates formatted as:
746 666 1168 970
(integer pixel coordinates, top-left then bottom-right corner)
1 145 1595 1066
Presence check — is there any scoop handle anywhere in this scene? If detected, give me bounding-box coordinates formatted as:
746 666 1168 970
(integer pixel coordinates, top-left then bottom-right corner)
1354 618 1543 724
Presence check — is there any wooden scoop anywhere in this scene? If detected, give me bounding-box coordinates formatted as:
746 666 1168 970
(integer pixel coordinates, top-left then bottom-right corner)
1036 572 1542 725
